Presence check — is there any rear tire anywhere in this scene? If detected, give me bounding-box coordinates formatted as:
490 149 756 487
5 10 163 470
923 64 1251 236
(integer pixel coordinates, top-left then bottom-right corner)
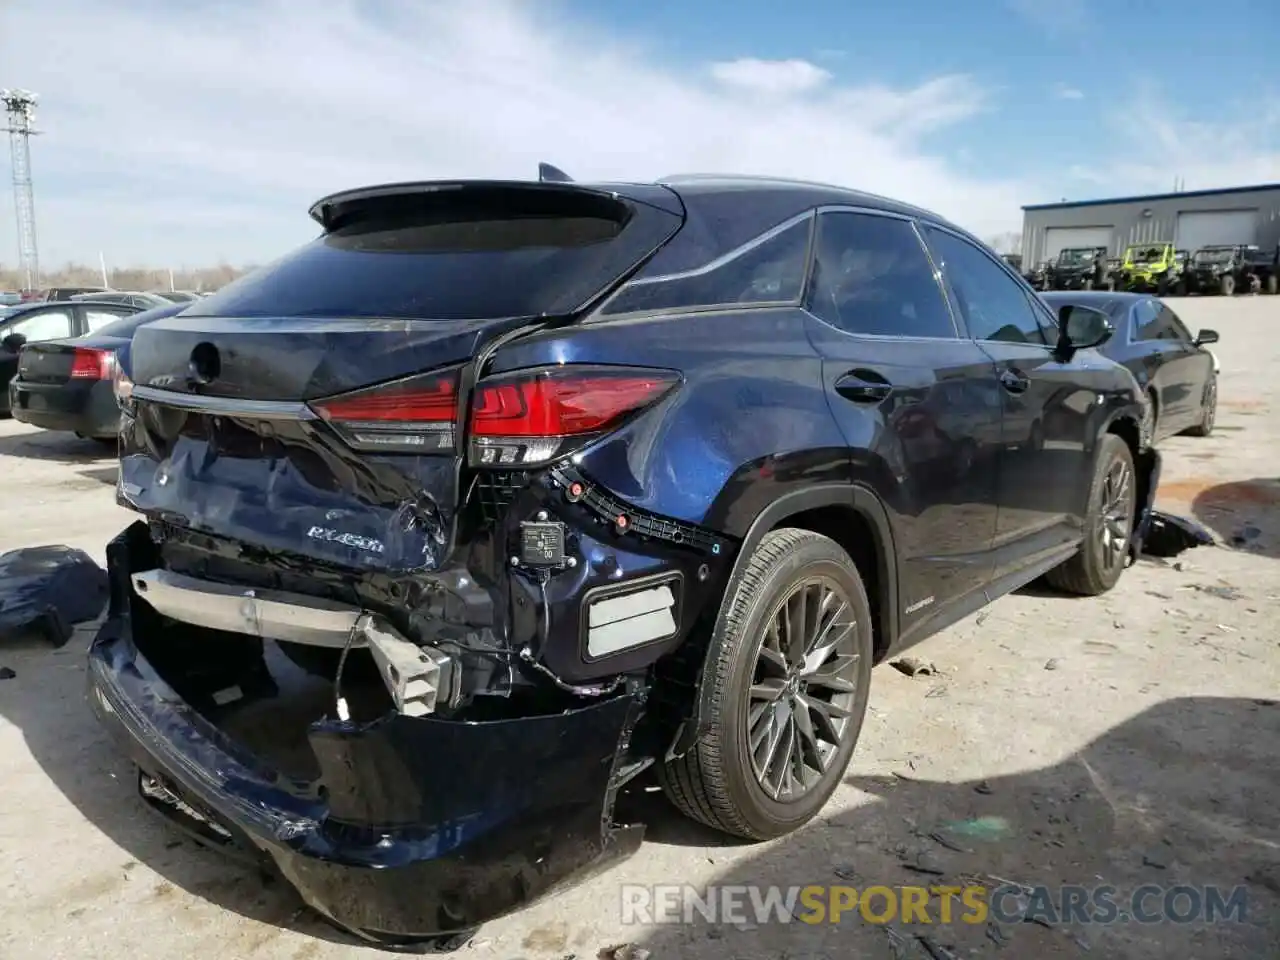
1220 274 1236 296
1184 374 1217 437
1140 390 1158 448
659 528 874 840
1045 434 1137 597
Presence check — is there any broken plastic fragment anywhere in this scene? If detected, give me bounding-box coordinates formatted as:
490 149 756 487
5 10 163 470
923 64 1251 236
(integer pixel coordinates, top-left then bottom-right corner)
1141 511 1215 558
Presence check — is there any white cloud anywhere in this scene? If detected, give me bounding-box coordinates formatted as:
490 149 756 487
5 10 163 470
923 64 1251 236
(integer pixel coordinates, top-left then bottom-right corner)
3 0 1029 267
1053 83 1085 101
1061 83 1280 198
710 58 832 96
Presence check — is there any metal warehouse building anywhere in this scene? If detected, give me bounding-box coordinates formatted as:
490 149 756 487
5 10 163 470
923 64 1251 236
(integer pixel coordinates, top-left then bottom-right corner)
1020 183 1280 267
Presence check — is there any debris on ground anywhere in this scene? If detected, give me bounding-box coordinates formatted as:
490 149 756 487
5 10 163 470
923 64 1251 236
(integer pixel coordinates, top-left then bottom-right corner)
1044 657 1062 671
1230 523 1262 547
0 666 15 680
974 780 994 795
1141 511 1216 558
0 545 109 647
890 657 936 677
915 933 961 960
1193 583 1243 601
943 816 1010 842
598 945 651 960
883 925 912 959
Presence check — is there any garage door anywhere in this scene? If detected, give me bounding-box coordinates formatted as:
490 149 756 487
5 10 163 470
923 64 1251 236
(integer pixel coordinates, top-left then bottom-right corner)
1175 210 1258 251
1044 226 1114 261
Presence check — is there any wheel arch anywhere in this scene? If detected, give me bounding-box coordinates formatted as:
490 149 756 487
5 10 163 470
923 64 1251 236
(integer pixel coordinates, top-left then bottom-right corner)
667 483 899 758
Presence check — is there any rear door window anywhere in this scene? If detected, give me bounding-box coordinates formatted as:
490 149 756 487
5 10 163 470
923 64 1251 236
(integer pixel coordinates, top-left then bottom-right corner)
6 307 74 341
806 211 956 338
1132 299 1162 340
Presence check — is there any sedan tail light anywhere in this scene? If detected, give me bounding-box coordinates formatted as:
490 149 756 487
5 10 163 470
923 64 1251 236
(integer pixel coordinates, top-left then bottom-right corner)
70 347 116 380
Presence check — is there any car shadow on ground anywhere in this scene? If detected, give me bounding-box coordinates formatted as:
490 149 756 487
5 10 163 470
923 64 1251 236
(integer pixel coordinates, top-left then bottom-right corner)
0 628 358 947
1189 478 1280 561
620 696 1279 960
0 427 115 464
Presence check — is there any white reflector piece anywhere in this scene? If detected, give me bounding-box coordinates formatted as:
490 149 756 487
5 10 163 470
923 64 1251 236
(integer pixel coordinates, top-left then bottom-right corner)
587 584 677 658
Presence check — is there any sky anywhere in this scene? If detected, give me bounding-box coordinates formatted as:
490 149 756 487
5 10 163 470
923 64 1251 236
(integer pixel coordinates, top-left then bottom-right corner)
1 0 1278 268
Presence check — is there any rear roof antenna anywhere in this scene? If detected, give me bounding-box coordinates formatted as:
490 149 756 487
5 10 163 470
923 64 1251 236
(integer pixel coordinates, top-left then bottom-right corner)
538 162 573 183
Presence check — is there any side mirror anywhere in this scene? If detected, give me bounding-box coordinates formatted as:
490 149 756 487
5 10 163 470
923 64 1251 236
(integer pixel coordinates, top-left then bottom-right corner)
1056 304 1114 351
1 332 27 353
1195 328 1219 346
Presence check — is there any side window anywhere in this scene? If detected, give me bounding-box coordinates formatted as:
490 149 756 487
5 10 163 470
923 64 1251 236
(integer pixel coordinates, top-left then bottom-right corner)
84 308 131 333
922 226 1050 345
806 212 956 338
1132 299 1160 340
1158 305 1192 342
601 217 811 316
7 308 74 342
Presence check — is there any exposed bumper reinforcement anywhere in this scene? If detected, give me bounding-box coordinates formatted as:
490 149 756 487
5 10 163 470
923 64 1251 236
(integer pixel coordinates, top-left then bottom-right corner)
130 567 459 716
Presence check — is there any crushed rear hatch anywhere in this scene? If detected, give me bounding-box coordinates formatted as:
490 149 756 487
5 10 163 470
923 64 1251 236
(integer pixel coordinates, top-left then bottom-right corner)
119 181 684 574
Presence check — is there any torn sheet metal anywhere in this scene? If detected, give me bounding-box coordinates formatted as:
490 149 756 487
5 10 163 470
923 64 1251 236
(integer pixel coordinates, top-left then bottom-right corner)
0 545 109 646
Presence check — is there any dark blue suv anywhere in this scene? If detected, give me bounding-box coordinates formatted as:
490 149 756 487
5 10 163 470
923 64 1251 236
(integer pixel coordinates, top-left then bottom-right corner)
89 173 1155 949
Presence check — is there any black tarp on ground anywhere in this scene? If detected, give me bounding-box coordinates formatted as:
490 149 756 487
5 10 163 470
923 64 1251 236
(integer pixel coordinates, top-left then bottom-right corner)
0 546 109 647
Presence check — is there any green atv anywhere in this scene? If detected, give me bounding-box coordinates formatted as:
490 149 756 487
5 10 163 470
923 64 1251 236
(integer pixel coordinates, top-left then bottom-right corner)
1115 242 1183 294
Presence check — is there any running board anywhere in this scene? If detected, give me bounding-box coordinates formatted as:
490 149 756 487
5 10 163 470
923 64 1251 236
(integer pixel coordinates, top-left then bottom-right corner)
129 568 458 716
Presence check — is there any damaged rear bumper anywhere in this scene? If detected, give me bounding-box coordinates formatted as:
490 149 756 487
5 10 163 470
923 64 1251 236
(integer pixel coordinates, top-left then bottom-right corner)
87 563 645 947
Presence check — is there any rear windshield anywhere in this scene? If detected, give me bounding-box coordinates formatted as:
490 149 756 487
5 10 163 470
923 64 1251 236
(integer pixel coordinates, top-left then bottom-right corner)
181 190 677 321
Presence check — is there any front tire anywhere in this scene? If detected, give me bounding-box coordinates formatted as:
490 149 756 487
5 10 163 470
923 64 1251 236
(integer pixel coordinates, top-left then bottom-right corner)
1045 434 1137 597
659 528 874 840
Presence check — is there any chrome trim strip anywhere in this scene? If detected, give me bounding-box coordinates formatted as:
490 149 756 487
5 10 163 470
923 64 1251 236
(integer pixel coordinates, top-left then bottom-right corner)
131 386 316 420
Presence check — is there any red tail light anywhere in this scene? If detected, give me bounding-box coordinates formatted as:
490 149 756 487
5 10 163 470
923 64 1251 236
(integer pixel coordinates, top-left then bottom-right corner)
469 367 678 467
70 347 115 380
309 365 677 463
310 372 459 453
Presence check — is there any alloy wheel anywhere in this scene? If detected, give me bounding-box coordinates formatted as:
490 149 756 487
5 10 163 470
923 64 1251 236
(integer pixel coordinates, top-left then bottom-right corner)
1098 458 1134 572
746 576 860 802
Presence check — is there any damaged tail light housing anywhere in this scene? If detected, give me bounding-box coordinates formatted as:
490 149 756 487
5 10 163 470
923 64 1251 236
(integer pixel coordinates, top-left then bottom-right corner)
71 347 116 380
309 365 678 465
469 366 679 467
310 372 459 454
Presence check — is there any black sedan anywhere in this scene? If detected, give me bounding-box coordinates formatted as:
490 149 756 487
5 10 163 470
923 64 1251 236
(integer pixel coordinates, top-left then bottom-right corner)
7 302 187 441
1041 291 1219 444
1 299 148 416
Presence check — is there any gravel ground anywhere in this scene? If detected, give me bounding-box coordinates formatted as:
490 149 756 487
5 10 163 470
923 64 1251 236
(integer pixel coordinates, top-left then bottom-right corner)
1 295 1277 960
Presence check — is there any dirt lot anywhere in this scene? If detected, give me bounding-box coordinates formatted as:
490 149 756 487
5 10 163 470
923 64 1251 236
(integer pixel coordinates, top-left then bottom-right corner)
1 296 1277 960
